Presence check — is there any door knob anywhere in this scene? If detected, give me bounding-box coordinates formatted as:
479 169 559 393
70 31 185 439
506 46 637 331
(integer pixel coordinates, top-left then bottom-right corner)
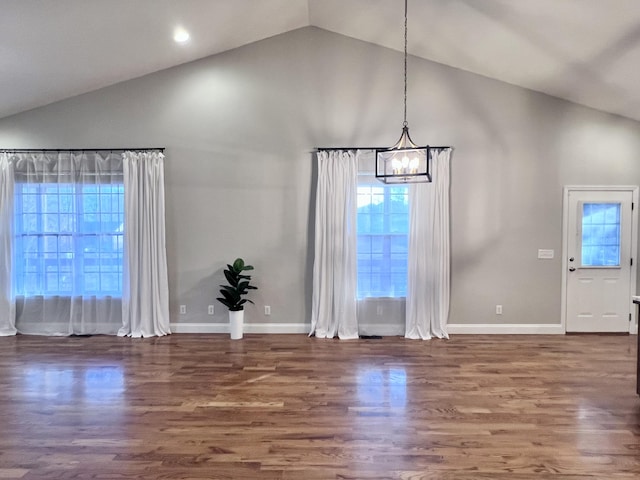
569 267 576 272
569 257 574 262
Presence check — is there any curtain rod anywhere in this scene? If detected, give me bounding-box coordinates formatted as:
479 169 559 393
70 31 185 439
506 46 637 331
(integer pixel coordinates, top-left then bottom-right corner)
0 147 165 153
316 145 451 152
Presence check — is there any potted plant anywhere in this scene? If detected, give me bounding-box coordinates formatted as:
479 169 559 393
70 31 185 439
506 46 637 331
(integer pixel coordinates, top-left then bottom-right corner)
216 258 258 339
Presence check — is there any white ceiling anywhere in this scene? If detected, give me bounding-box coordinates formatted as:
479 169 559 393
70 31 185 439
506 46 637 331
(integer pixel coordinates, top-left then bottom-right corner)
3 0 640 121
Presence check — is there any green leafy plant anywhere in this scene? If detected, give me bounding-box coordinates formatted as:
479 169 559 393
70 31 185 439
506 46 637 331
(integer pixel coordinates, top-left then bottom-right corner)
217 258 258 311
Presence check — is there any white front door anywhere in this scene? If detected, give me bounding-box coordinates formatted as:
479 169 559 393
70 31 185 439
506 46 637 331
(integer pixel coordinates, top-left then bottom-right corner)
564 188 637 332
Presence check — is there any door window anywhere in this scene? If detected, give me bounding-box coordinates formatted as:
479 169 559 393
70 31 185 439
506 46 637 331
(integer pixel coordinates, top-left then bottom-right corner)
581 202 621 267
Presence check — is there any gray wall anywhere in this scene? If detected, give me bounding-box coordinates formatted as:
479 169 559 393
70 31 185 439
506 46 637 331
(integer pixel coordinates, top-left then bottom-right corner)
2 26 640 328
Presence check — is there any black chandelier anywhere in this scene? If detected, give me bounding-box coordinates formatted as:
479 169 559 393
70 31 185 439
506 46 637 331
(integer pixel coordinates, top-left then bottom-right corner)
376 0 432 184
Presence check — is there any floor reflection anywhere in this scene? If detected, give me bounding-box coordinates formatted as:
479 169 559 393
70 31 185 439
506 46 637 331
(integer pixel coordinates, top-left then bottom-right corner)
22 364 124 404
356 366 407 407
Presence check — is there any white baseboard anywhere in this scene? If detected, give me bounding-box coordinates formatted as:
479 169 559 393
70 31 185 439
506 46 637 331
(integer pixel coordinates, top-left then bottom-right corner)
446 323 565 335
12 320 633 336
171 322 575 335
170 322 310 334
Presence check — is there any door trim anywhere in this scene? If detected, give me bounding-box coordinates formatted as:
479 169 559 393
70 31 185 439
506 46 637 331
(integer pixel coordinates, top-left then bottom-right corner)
561 186 639 334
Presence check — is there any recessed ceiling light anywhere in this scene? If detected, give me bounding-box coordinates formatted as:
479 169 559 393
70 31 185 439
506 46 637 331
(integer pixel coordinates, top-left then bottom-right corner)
173 29 190 44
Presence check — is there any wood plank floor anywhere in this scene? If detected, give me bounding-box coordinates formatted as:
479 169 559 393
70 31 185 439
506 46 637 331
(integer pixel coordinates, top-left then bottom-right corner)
0 333 639 479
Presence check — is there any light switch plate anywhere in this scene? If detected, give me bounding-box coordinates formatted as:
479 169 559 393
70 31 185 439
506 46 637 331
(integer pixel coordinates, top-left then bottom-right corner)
538 249 554 259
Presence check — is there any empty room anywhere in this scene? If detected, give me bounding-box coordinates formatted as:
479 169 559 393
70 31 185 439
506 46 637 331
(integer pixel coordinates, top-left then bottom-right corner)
0 1 639 478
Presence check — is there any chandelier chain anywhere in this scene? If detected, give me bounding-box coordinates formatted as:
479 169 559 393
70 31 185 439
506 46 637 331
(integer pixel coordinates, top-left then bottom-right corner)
403 0 408 127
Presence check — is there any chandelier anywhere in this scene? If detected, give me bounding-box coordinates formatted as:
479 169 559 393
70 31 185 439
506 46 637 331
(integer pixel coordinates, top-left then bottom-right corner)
376 0 431 184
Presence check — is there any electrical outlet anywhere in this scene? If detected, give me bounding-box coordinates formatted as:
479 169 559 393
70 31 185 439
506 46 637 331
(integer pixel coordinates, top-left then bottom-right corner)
264 305 271 316
496 305 503 315
179 305 186 315
208 305 214 315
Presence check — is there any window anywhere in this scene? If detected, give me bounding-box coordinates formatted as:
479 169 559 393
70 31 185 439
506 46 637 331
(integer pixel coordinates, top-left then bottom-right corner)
14 182 124 296
357 182 409 298
581 202 621 267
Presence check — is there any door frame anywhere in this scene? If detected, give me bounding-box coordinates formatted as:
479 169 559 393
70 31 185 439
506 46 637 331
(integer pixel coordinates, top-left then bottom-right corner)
561 185 639 334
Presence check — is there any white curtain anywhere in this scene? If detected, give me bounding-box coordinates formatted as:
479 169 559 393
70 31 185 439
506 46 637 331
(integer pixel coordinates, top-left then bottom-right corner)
405 148 451 339
0 153 16 335
310 150 359 339
118 151 170 338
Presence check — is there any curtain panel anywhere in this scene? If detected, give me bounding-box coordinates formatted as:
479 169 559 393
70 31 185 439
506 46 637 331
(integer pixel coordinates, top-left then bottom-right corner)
118 150 170 338
405 148 451 339
0 153 16 335
310 150 359 339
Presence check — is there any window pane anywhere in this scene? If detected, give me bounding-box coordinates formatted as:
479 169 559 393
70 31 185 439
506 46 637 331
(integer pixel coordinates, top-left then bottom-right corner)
358 254 372 273
390 236 408 254
22 194 37 213
390 254 407 273
59 213 74 233
390 274 407 296
604 224 619 245
389 214 408 233
358 274 371 295
605 246 620 266
44 193 59 213
358 236 371 253
371 236 384 254
357 213 370 233
42 235 58 253
604 205 620 224
357 189 372 213
59 193 73 213
42 213 59 232
370 214 384 233
22 214 38 232
388 193 408 213
370 253 384 273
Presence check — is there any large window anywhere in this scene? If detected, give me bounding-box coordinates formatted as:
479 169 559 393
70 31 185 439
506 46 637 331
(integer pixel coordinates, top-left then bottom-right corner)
14 183 124 296
357 182 409 298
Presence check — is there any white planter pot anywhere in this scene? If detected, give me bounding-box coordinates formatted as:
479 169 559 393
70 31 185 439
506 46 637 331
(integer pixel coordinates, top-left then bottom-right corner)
229 309 244 340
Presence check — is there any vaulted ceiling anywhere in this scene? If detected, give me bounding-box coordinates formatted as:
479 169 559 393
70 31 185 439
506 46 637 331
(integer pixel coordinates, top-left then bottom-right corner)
3 0 640 121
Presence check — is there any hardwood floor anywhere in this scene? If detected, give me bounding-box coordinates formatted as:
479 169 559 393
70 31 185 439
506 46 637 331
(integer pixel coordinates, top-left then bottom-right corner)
0 333 638 479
